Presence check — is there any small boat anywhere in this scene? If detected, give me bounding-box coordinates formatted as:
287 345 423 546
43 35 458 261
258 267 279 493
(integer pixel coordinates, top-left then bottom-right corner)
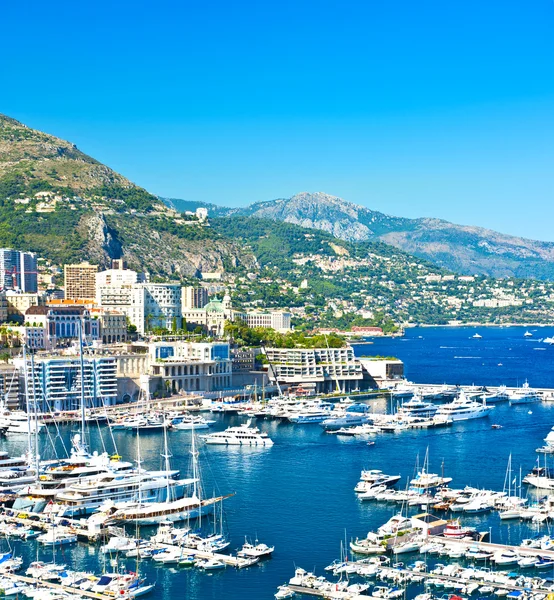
275 585 295 599
517 555 539 569
197 558 226 570
37 529 78 546
491 424 503 430
237 539 275 559
524 331 533 337
535 556 554 569
472 333 482 339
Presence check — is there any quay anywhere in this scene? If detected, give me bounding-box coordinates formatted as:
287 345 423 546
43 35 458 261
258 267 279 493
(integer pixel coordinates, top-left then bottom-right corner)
287 585 377 599
0 508 109 542
1 573 113 600
404 382 554 401
428 535 554 559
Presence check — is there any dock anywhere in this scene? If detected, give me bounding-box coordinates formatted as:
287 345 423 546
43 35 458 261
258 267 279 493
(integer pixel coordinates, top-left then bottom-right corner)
287 586 377 599
1 573 113 600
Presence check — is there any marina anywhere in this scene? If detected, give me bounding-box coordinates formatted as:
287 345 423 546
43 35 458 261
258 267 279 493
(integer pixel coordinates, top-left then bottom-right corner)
1 327 554 599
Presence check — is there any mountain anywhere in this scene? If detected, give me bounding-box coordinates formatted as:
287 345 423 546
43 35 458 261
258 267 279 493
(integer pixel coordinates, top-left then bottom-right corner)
0 114 256 277
224 192 554 280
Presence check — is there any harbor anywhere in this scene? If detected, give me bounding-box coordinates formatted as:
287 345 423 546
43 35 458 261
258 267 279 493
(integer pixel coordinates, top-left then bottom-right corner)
0 326 554 600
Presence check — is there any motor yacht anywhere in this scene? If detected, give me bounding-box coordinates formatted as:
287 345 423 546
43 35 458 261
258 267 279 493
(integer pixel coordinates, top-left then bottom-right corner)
435 391 494 422
201 420 274 446
170 414 214 430
508 381 541 405
398 396 438 418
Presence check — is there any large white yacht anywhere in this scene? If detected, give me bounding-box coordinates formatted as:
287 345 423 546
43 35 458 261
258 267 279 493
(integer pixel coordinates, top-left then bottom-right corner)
51 470 190 517
508 381 541 405
398 394 438 418
201 420 274 446
0 411 45 436
435 391 494 422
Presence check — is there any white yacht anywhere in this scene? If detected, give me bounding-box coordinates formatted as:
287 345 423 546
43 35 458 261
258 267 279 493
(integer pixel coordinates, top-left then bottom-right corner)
201 420 274 446
0 411 45 436
389 382 416 399
170 414 214 430
398 395 438 418
508 381 541 404
480 385 510 403
435 391 494 422
51 470 190 517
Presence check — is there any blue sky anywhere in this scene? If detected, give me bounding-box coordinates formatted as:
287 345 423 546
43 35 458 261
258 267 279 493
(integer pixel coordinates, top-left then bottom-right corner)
2 1 554 240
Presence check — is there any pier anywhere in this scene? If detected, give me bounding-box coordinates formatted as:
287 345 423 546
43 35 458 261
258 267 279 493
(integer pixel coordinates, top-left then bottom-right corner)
0 573 113 600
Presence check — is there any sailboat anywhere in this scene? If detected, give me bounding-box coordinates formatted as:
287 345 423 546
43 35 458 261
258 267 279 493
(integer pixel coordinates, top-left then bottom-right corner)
109 420 231 525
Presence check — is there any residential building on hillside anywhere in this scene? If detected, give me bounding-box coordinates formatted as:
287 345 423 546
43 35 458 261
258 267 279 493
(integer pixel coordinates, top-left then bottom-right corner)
264 346 363 394
64 262 98 300
245 311 291 331
0 249 38 292
14 355 118 412
97 283 182 334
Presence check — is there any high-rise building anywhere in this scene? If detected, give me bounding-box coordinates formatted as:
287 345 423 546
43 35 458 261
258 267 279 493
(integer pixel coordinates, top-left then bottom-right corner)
64 262 98 300
182 286 209 310
0 248 37 292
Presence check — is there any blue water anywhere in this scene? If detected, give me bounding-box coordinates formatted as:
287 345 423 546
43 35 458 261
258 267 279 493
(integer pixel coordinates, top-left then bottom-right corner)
2 326 554 600
354 325 554 388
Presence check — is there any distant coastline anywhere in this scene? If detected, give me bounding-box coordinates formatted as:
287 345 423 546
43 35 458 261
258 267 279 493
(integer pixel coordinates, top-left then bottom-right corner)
404 322 553 328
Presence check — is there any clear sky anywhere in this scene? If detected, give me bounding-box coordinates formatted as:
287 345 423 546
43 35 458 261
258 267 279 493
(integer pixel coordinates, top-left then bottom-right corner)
2 1 554 240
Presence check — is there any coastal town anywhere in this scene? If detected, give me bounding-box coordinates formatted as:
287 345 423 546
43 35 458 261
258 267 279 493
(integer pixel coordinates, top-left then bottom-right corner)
3 2 554 599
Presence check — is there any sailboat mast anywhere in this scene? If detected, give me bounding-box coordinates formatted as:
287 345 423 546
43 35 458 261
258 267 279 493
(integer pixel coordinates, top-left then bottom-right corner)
22 345 32 458
191 422 199 500
162 411 172 503
136 426 143 504
78 321 87 442
30 352 40 480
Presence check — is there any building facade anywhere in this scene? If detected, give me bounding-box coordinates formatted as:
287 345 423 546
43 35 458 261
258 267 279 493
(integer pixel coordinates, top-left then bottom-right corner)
0 249 38 292
97 311 128 344
6 291 45 323
17 355 118 412
0 365 20 409
128 284 182 334
245 311 291 331
64 263 98 300
182 286 209 310
264 346 364 393
25 305 100 348
147 341 232 394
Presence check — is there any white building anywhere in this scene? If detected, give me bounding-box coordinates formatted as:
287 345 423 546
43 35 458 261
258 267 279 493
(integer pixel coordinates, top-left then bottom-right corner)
145 340 232 393
97 283 182 334
128 283 182 334
245 311 291 332
96 268 140 292
264 346 363 394
15 355 118 412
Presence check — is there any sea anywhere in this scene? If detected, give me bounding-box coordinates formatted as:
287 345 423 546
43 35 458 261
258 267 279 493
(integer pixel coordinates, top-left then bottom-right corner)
2 325 554 600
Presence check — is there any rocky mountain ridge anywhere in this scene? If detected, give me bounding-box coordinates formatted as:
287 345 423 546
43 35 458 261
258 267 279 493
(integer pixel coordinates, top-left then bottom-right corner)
0 114 256 277
170 192 554 280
